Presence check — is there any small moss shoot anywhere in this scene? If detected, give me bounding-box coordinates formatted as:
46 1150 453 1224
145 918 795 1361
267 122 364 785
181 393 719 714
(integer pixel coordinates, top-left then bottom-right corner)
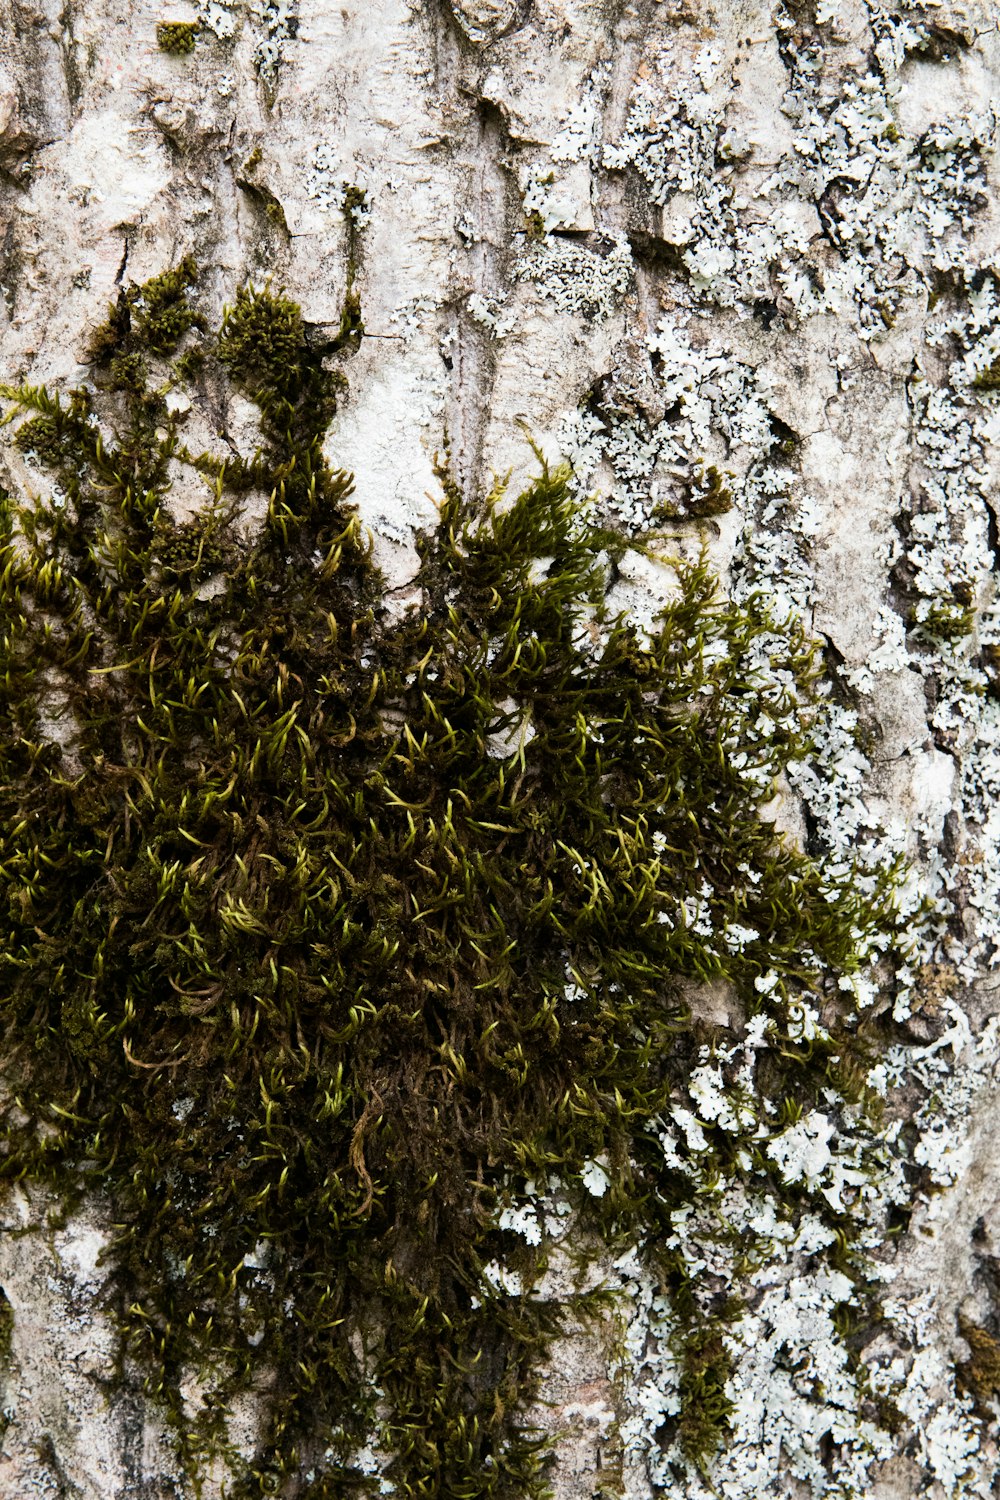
972 357 1000 392
524 210 546 242
0 263 909 1496
156 20 199 55
0 1288 12 1365
957 1317 1000 1410
654 463 734 522
910 595 977 644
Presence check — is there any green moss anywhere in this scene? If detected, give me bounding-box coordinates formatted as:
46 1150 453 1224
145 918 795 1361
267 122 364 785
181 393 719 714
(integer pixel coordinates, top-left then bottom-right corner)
342 185 369 220
217 284 306 393
972 358 1000 392
654 464 734 522
957 1317 1000 1409
14 412 71 468
156 21 199 55
911 595 977 643
983 643 1000 697
673 1321 735 1470
0 263 909 1496
89 255 204 372
0 1288 12 1364
173 345 206 384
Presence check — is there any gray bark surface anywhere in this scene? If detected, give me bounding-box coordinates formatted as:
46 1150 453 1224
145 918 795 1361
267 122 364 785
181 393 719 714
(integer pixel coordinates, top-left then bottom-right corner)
1 1 999 1496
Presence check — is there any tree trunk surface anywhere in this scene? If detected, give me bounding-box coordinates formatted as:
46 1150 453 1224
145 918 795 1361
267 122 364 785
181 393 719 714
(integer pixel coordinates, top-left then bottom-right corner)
0 1 999 1497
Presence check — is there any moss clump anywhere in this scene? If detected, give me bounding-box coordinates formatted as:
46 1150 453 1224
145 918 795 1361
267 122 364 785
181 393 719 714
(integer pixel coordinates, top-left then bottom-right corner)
88 254 204 377
957 1317 1000 1409
0 263 907 1496
655 464 734 522
523 210 546 242
911 595 977 643
973 359 1000 392
156 20 199 55
217 284 310 399
0 1288 12 1365
342 184 369 221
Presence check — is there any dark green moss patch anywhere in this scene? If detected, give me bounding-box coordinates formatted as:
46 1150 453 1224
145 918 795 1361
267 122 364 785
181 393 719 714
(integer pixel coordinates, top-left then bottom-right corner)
957 1317 1000 1409
0 1288 12 1365
0 263 907 1496
910 595 977 643
654 464 734 522
156 20 199 55
973 358 1000 392
88 254 204 378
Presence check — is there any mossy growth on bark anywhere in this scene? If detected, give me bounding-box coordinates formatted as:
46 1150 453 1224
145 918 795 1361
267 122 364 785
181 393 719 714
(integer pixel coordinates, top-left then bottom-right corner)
0 263 907 1496
957 1316 1000 1410
156 20 200 55
653 463 734 523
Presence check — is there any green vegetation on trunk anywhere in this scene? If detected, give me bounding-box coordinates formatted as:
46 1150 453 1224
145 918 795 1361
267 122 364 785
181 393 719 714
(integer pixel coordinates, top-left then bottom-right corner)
0 262 905 1496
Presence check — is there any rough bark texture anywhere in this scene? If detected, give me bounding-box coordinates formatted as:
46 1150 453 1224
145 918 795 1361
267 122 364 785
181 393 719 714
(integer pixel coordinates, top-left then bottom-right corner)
1 0 1000 1496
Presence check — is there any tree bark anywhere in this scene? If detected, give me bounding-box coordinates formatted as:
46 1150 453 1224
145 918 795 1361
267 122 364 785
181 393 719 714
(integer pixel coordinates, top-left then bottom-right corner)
1 1 999 1496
